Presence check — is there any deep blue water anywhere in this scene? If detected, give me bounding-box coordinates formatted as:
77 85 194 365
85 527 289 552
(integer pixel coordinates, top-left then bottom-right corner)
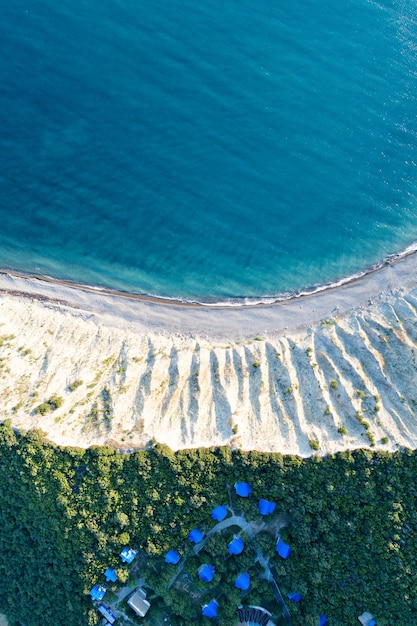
1 0 417 302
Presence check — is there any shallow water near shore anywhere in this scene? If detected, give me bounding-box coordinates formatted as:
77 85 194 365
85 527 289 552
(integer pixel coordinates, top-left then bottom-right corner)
1 0 417 302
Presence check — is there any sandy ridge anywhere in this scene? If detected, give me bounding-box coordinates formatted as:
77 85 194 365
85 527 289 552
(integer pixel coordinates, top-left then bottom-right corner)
0 264 417 455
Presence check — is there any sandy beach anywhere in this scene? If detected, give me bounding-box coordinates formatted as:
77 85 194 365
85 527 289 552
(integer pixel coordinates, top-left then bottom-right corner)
1 252 417 455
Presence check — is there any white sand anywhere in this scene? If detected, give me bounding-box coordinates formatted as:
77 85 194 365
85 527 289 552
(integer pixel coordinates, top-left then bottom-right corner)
0 615 10 626
1 253 417 455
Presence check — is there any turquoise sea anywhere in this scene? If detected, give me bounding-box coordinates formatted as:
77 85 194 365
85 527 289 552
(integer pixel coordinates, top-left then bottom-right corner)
1 0 417 303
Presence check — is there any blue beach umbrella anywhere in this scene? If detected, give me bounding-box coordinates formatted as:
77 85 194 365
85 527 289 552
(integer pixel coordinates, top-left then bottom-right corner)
258 498 276 515
288 592 302 602
234 482 252 497
235 572 250 590
228 537 244 555
276 538 291 559
90 584 106 601
202 599 219 618
104 568 117 583
188 528 204 543
211 505 227 521
165 549 180 565
198 564 215 583
119 547 137 563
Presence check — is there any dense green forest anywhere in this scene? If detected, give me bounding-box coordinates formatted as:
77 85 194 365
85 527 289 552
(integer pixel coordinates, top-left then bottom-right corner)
0 419 416 625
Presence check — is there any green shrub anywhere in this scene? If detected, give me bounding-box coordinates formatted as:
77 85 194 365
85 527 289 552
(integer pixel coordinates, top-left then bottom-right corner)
35 395 64 415
252 361 261 368
324 406 331 416
48 395 64 410
330 379 338 389
0 334 15 347
338 426 347 436
321 318 337 328
309 439 320 451
35 402 51 416
366 431 375 446
381 436 389 444
68 380 83 392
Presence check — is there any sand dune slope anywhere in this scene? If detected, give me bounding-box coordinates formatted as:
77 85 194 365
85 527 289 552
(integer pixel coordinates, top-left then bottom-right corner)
1 287 417 455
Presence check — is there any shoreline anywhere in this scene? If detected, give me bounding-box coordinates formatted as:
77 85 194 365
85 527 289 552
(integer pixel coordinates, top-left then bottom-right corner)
1 241 417 311
0 247 417 340
0 252 417 455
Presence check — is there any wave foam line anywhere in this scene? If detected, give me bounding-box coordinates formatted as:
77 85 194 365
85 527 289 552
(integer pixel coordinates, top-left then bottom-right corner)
0 242 416 308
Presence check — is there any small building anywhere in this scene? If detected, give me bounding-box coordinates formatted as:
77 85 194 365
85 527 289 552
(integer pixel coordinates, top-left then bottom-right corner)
165 549 181 564
128 588 151 618
198 564 215 583
228 537 244 555
358 612 377 626
237 606 271 625
188 528 204 543
120 547 137 564
234 482 252 497
319 615 328 626
202 599 219 618
235 572 250 591
276 538 291 559
258 498 276 515
90 584 106 602
104 568 118 583
288 592 302 602
98 604 116 625
211 505 227 521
